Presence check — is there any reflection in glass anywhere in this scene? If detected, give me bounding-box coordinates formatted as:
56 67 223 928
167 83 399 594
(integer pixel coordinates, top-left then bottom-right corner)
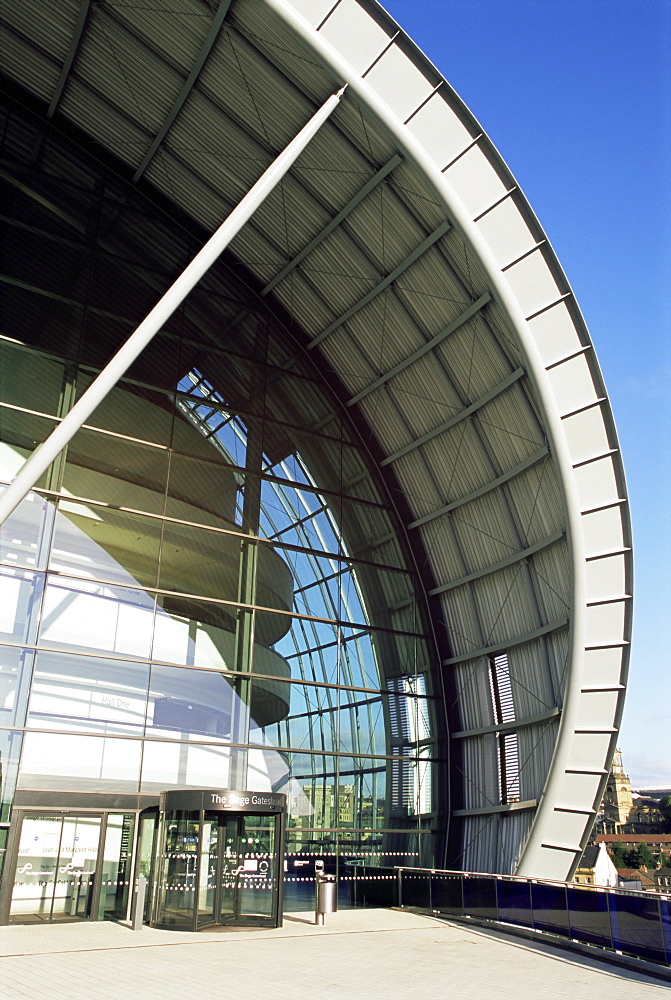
38 576 155 658
140 739 232 793
0 730 22 822
0 489 55 571
154 810 200 931
26 650 150 736
0 106 446 914
17 732 141 793
9 813 102 923
0 567 44 646
97 814 135 921
0 647 35 727
50 501 161 589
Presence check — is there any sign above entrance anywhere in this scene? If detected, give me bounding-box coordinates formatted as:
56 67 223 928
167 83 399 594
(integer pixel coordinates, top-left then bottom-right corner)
160 789 286 814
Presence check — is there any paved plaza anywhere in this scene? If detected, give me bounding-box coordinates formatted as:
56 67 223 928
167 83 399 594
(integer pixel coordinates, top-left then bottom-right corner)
0 908 668 999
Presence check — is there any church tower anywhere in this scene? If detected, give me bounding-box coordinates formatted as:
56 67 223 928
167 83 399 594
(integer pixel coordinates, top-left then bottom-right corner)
602 749 634 831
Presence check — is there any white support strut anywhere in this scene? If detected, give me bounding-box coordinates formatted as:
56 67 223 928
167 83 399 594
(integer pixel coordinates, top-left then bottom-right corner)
0 85 347 527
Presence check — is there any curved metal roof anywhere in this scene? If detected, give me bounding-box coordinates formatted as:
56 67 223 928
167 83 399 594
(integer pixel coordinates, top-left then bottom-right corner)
0 0 632 878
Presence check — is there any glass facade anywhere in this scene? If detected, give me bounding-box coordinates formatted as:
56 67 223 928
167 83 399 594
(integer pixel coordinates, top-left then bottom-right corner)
0 99 446 915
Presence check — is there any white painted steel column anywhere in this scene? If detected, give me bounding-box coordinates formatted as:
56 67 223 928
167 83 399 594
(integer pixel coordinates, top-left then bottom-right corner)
0 85 347 527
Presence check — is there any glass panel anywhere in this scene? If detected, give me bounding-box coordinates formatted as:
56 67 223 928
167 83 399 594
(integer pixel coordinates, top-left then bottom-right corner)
152 602 237 670
253 682 418 764
250 677 340 754
136 811 158 922
51 815 102 920
165 450 240 528
399 869 431 908
196 815 216 929
0 341 69 416
75 373 176 446
0 567 45 645
0 489 55 571
661 898 671 965
497 878 532 927
278 752 388 862
27 650 149 736
139 739 236 795
154 810 199 930
0 409 60 489
63 431 169 515
217 815 239 924
10 814 62 923
462 876 498 920
530 881 569 937
97 813 135 921
4 195 91 296
38 576 155 658
234 813 277 924
146 663 234 741
0 283 83 363
157 519 250 608
49 501 161 589
609 891 666 963
0 647 35 727
0 730 23 820
566 885 612 948
270 616 375 690
431 873 464 913
17 732 141 794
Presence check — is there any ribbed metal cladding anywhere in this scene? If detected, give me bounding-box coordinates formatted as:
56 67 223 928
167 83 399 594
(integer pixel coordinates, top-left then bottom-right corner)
0 0 632 879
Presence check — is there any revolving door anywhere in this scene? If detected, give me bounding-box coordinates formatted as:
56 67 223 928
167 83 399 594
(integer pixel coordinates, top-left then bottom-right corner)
152 790 286 930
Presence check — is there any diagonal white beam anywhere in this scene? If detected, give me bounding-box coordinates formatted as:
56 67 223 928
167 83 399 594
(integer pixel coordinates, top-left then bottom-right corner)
0 86 347 528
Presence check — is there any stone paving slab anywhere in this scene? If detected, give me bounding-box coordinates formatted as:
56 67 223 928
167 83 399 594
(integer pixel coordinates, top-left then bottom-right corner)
0 909 668 999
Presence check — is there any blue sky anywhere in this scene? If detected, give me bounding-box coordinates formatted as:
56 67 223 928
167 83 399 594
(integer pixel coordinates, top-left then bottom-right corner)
382 0 671 786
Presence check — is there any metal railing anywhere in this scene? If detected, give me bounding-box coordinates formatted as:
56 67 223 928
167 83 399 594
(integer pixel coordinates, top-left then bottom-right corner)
347 863 671 967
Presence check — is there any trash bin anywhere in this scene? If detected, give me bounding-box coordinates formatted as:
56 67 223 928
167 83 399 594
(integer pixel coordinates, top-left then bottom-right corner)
315 873 337 925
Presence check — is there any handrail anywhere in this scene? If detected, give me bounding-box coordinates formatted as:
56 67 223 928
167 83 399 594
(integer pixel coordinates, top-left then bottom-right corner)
346 862 671 967
393 864 670 899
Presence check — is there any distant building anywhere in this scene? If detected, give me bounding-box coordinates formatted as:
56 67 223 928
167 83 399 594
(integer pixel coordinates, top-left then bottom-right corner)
652 867 671 893
596 834 671 852
599 749 633 833
616 868 656 892
595 750 666 835
573 843 618 887
625 794 666 833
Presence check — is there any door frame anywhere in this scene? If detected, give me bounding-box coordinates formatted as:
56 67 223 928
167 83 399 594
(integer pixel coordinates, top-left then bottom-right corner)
2 809 107 925
152 788 286 931
0 807 141 926
212 810 281 928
